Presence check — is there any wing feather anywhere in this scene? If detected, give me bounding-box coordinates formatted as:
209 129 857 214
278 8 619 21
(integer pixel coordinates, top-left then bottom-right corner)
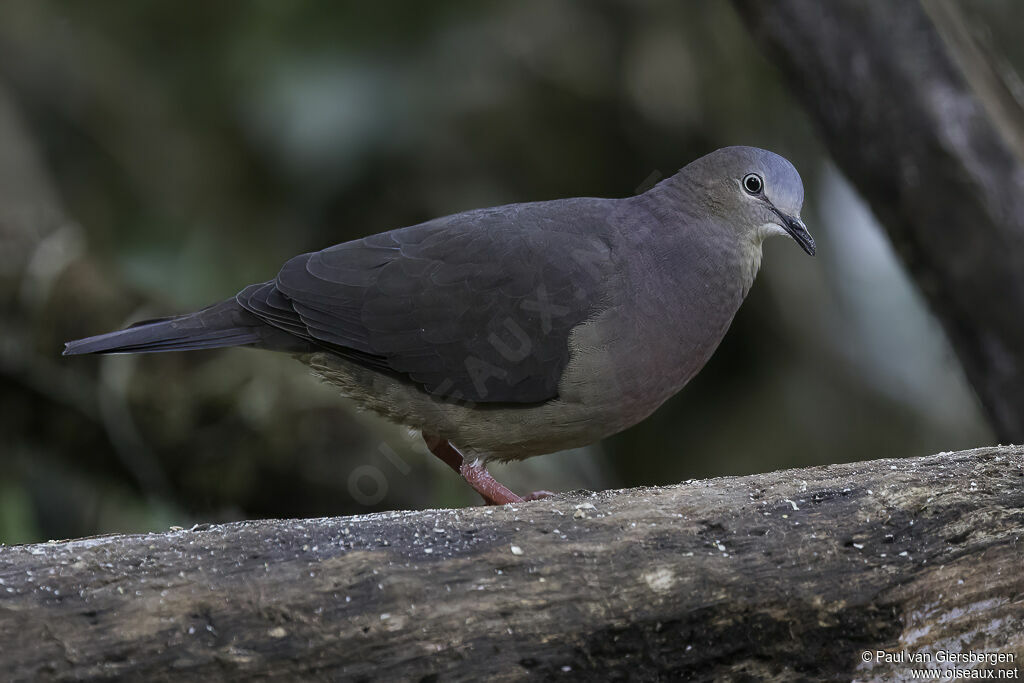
238 200 616 403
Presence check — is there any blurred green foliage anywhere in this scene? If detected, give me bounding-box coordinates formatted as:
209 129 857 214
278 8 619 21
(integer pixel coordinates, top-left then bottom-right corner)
1 0 1008 544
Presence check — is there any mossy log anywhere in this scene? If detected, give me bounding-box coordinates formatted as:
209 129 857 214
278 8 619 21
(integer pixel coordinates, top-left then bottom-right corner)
1 446 1022 680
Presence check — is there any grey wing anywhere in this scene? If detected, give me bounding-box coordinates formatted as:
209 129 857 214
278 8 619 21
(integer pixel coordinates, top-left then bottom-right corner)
236 203 615 403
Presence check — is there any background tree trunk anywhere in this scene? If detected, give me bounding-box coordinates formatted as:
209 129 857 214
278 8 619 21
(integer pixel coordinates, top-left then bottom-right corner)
733 0 1024 442
1 446 1021 681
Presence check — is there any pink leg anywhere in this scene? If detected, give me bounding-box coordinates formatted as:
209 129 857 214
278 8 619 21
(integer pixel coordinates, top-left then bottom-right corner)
422 434 552 506
422 434 463 474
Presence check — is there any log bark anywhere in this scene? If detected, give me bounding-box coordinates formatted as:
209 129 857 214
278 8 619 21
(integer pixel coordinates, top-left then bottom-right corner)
733 0 1024 443
1 446 1021 681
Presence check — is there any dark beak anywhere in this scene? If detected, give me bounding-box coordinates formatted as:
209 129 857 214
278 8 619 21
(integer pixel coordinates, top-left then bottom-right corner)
769 205 816 256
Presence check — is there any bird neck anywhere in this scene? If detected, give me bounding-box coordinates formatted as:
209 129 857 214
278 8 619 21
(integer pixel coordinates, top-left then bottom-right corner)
737 234 765 297
602 192 762 407
641 176 766 295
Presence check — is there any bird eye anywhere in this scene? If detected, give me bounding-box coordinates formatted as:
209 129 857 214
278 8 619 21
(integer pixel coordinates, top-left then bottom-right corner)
742 173 763 195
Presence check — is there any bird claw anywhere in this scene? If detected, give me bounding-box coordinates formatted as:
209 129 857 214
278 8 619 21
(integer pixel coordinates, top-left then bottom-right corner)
421 434 556 506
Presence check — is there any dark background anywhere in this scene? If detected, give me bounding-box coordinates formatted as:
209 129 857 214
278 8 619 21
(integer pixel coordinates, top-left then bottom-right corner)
4 0 1018 543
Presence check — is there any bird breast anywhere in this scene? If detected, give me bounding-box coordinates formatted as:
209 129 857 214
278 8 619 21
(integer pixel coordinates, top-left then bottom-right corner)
556 229 752 432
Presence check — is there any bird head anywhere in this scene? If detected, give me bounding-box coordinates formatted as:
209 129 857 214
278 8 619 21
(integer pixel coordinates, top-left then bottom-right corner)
681 146 815 256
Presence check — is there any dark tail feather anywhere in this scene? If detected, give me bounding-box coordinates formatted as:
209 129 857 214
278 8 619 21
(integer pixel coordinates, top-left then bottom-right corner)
63 299 268 356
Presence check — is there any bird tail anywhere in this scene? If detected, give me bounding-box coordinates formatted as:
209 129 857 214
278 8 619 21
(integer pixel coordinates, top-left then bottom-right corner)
63 298 268 356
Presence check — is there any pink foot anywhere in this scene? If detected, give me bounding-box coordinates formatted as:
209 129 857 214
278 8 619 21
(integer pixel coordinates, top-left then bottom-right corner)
422 434 554 506
460 460 523 505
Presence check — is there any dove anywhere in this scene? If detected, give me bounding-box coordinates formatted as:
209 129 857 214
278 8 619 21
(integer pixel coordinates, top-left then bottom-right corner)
65 146 814 505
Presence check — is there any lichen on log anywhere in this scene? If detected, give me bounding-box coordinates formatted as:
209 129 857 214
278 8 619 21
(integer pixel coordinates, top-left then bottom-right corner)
0 446 1022 681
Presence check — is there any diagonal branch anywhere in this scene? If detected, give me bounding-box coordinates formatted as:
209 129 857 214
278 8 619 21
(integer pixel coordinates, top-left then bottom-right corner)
734 0 1024 443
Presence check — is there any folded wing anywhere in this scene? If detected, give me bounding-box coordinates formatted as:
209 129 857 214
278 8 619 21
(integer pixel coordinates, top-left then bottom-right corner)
237 202 614 403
